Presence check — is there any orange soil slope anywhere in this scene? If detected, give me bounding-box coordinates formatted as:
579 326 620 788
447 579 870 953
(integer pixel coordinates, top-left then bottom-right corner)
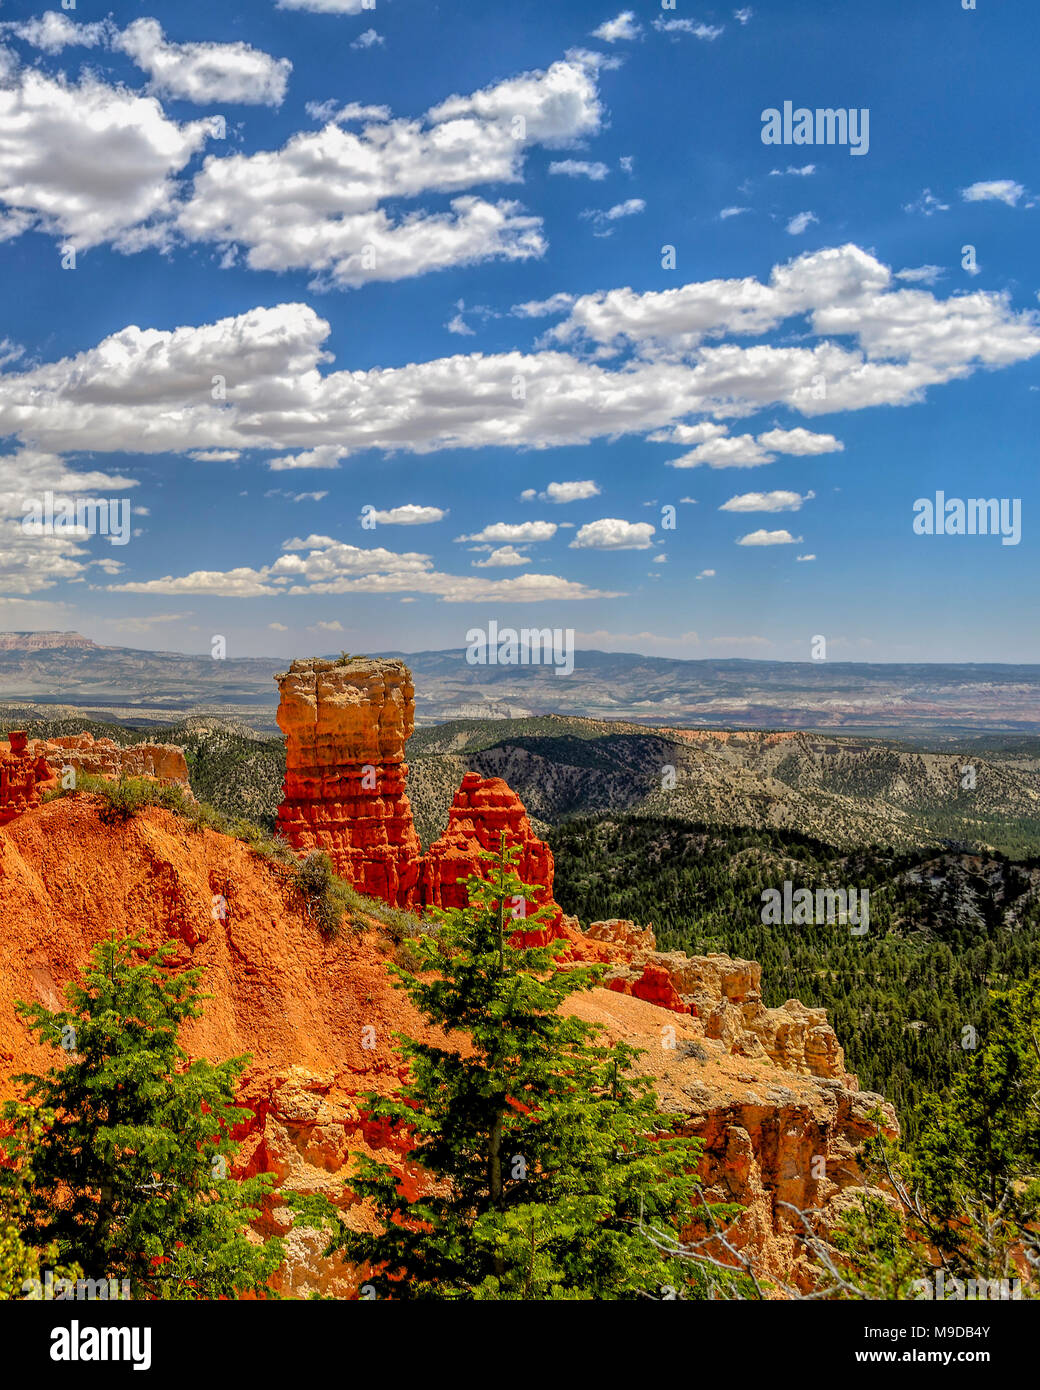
0 796 897 1295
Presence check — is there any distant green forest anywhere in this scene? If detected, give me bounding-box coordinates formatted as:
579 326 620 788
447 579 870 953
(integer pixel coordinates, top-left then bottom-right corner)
549 814 1040 1143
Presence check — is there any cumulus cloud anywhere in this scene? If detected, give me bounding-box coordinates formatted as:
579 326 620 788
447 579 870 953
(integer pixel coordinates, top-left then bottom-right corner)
592 12 642 42
459 521 558 543
352 29 385 49
756 428 842 455
668 435 772 469
361 505 446 525
961 179 1026 207
720 489 814 511
796 553 815 561
719 206 749 220
0 14 110 53
736 528 802 545
472 545 531 567
0 69 215 249
113 19 292 106
111 530 616 603
4 247 1039 475
521 480 601 503
268 447 347 471
176 50 604 286
569 518 655 549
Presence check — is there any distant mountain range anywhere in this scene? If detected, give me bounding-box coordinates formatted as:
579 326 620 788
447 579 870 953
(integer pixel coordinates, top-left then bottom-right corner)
1 630 1039 736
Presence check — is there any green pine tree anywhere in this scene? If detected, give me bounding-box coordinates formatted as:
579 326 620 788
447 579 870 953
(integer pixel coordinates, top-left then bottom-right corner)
0 1107 82 1301
827 973 1040 1299
294 839 745 1300
1 931 284 1300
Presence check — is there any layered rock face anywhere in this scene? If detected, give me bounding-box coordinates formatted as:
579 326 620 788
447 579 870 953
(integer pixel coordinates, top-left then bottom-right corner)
0 731 57 826
275 658 422 907
419 772 564 935
30 732 189 787
0 796 896 1295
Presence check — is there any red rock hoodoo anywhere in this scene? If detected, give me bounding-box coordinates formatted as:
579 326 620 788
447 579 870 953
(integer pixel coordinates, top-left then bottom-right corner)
274 657 423 908
418 772 564 938
0 731 58 826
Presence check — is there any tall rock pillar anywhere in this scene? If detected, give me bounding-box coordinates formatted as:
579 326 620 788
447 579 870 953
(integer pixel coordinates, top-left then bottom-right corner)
275 657 422 907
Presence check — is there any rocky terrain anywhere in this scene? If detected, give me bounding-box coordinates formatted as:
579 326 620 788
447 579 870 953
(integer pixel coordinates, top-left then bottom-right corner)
0 794 896 1295
0 654 901 1295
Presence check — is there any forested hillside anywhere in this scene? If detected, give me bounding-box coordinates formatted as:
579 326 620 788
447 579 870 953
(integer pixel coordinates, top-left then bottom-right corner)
549 814 1040 1141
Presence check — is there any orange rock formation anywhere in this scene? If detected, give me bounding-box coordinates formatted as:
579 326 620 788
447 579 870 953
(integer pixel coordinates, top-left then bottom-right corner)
0 731 58 826
274 657 423 907
419 772 564 937
30 732 189 787
0 796 895 1295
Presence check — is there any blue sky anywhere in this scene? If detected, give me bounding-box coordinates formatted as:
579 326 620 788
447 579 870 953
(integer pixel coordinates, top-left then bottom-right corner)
0 0 1036 662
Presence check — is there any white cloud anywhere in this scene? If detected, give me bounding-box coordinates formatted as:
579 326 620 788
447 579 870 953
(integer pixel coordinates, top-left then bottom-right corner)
549 159 610 180
592 12 642 42
736 529 802 545
0 69 215 249
189 449 241 462
5 247 1039 475
459 521 558 543
696 569 715 579
511 292 576 318
786 210 818 236
582 197 645 231
276 0 368 12
446 313 475 336
719 206 749 220
653 19 725 40
472 545 531 567
734 8 753 24
669 435 772 469
570 518 655 549
522 480 601 503
352 29 385 50
361 505 446 525
0 14 110 53
177 51 604 286
770 164 815 177
114 19 291 106
896 265 944 285
720 489 814 512
796 553 815 561
903 189 949 216
961 179 1026 207
311 619 344 631
268 446 347 471
756 427 842 455
269 622 289 630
